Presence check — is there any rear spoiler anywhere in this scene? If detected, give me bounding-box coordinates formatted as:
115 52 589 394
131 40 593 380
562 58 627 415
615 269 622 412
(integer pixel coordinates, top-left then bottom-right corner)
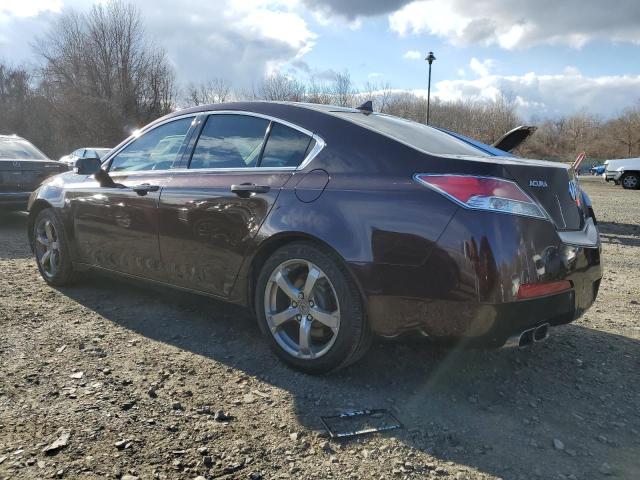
492 125 537 152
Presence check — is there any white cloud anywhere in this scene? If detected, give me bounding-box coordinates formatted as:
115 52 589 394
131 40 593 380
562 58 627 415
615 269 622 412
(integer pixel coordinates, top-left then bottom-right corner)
389 0 640 49
469 58 495 78
0 0 62 18
368 72 382 79
403 50 421 60
0 0 316 88
430 71 640 119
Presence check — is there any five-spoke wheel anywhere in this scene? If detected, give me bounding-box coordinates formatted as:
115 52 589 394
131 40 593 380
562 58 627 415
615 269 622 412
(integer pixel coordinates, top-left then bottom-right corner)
256 242 371 373
32 208 75 286
35 217 61 280
264 259 340 359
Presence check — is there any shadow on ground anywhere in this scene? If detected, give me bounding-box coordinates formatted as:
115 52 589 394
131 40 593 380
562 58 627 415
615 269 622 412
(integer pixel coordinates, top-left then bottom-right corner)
57 273 640 479
0 210 30 260
598 221 640 248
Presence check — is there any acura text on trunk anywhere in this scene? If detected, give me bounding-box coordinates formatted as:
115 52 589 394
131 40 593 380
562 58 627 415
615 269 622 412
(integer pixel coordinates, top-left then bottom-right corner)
26 102 602 373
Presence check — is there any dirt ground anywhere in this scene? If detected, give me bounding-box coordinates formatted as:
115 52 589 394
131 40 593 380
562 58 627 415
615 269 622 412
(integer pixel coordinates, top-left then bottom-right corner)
0 177 639 480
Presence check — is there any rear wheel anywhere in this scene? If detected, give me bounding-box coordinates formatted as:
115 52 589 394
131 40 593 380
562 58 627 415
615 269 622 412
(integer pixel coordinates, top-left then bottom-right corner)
255 242 371 373
621 173 639 190
33 208 75 286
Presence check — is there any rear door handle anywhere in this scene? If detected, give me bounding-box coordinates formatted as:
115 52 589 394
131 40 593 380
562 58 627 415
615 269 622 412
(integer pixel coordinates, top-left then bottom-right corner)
132 183 160 196
231 183 271 197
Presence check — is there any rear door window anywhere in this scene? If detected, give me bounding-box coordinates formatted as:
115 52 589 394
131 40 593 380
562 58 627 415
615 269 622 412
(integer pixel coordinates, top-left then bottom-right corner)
260 123 312 168
189 114 269 169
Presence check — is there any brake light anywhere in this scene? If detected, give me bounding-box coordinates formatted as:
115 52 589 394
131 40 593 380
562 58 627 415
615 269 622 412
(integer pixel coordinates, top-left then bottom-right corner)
517 280 572 299
414 174 547 220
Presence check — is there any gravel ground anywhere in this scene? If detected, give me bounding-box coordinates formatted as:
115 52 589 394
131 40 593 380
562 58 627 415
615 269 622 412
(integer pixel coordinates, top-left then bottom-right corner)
0 177 639 480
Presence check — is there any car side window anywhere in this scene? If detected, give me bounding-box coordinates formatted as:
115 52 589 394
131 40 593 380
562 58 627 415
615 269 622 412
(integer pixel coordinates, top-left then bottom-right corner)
260 123 313 168
189 114 269 169
109 117 194 172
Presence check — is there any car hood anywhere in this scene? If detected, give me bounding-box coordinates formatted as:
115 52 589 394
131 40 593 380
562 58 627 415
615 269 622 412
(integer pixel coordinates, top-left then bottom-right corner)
604 158 640 170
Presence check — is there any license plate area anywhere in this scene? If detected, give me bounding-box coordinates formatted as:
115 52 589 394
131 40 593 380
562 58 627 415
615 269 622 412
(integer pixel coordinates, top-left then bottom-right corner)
320 409 402 438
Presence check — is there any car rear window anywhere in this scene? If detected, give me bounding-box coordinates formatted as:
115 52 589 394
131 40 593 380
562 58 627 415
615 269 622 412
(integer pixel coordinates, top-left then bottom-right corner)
0 139 47 160
260 123 312 168
331 112 490 157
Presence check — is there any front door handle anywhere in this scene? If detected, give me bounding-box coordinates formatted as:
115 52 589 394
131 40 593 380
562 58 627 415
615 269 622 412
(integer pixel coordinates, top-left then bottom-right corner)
132 183 160 196
231 183 271 197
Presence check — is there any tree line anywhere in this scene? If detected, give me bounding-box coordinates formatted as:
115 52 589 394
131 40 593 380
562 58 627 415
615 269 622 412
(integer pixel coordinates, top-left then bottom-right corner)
1 0 639 163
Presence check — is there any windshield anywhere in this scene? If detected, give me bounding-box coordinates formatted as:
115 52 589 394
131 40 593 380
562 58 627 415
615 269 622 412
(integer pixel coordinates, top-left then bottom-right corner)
331 111 490 157
0 139 48 160
87 148 112 158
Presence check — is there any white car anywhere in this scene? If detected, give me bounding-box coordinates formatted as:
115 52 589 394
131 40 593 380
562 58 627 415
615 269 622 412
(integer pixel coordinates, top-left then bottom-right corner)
603 158 640 189
59 147 112 168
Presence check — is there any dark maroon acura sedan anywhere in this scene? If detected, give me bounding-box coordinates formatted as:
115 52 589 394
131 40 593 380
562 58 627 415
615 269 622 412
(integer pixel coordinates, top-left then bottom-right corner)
27 102 602 373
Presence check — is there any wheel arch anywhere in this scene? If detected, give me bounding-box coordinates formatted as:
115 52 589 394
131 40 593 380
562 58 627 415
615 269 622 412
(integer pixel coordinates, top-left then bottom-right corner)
244 232 368 317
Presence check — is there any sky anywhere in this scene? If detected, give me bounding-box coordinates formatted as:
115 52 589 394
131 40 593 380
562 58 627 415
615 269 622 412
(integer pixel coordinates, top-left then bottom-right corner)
1 0 640 120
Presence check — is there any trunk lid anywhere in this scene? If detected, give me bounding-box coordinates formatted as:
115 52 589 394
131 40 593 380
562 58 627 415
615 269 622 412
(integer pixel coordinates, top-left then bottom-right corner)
503 161 584 230
446 155 586 231
0 159 67 191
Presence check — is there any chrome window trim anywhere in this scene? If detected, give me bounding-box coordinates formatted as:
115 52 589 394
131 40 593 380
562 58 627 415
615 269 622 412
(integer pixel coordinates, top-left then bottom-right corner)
103 110 326 175
103 113 198 173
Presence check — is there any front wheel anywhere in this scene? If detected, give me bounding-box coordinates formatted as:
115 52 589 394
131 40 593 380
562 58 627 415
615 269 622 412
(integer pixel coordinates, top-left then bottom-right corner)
255 242 371 374
33 208 75 286
621 173 639 190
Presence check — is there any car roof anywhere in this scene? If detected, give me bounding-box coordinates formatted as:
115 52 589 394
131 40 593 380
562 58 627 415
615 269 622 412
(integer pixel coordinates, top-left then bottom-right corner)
0 134 26 141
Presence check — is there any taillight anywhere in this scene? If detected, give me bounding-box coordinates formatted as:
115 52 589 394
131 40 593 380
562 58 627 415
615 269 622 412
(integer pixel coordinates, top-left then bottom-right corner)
414 174 547 220
517 280 571 299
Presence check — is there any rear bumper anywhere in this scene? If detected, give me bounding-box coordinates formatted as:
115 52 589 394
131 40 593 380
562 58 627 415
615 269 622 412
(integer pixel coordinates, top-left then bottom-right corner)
350 210 603 344
0 191 30 209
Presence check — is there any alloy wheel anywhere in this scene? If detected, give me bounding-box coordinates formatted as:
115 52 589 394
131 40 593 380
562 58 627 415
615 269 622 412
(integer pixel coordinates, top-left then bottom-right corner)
35 218 61 279
264 259 340 359
622 175 638 189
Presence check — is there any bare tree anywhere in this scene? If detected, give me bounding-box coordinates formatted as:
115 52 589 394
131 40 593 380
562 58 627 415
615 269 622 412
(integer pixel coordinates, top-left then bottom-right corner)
306 76 332 105
331 71 354 107
253 73 305 101
184 78 232 106
608 107 640 157
362 81 393 112
33 0 176 153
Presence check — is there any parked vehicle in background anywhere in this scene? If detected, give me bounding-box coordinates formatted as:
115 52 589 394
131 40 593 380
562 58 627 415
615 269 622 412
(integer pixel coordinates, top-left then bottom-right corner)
603 158 640 189
27 102 602 373
59 147 112 168
590 165 606 176
0 135 68 210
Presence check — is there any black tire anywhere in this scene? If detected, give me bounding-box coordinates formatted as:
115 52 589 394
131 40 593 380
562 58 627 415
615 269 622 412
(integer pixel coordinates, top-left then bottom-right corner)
32 208 76 286
621 173 640 190
255 242 372 374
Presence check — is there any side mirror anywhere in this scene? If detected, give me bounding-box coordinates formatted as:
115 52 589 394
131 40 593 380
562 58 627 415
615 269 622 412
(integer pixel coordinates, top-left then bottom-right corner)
74 156 102 175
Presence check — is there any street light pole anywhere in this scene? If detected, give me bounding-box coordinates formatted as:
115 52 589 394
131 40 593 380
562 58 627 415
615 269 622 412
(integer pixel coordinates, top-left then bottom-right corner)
425 51 436 125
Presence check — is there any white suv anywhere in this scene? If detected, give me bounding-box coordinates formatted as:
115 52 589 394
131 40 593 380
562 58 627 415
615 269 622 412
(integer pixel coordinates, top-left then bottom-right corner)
603 158 640 189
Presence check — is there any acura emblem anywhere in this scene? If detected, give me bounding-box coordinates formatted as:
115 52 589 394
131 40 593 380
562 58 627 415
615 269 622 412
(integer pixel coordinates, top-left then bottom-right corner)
529 180 548 188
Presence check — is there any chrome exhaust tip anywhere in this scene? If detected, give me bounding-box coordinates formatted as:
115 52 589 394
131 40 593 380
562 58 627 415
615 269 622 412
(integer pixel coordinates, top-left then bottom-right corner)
504 323 550 349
